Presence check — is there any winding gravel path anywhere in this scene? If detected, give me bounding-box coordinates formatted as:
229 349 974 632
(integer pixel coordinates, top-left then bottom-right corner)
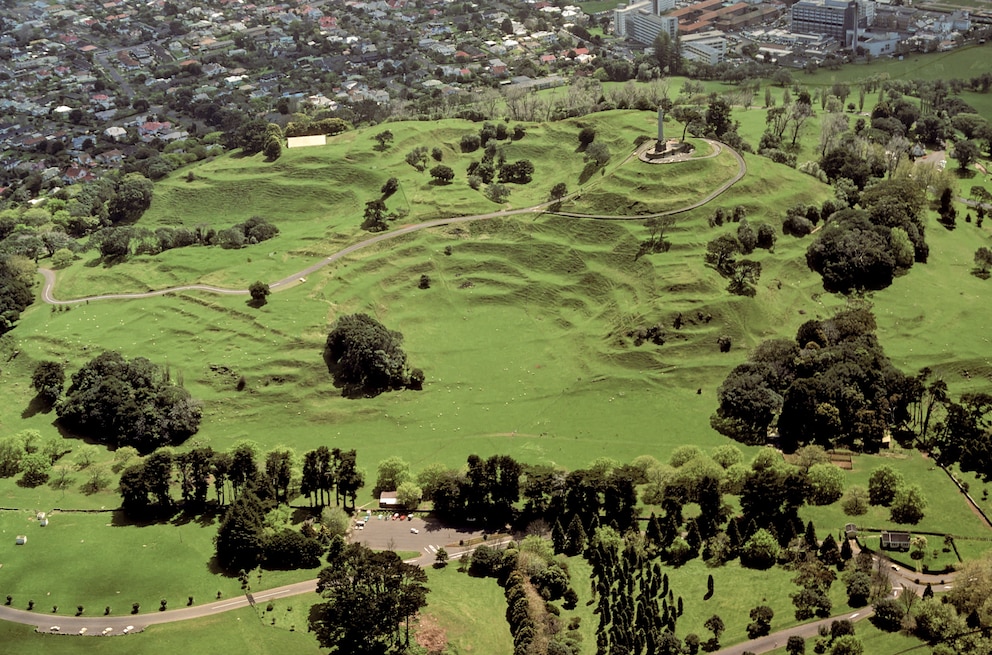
39 140 745 305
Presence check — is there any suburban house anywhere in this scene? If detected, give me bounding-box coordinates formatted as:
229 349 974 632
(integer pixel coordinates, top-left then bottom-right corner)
880 530 911 551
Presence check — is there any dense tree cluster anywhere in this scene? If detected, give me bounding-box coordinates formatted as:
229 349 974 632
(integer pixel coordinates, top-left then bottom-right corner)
106 173 154 224
929 390 992 483
806 178 928 293
324 313 421 395
0 255 34 334
309 543 428 655
712 307 912 452
114 438 363 571
57 351 202 452
214 489 324 572
588 526 689 654
89 215 278 260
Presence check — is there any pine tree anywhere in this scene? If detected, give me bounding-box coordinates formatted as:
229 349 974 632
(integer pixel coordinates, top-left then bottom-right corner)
804 520 818 550
727 519 742 552
840 537 853 562
647 513 664 551
923 582 934 600
818 533 840 566
551 519 567 554
686 519 702 555
566 515 588 556
661 514 678 549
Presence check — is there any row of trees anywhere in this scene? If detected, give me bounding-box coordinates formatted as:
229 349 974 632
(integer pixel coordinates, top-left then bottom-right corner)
91 215 279 259
118 441 364 517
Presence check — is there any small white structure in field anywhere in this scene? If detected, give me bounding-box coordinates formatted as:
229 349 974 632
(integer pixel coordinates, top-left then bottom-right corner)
15 535 27 545
37 511 48 526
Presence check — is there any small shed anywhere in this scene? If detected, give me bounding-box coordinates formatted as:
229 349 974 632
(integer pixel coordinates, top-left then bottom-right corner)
379 491 401 509
881 530 911 551
844 523 858 539
15 535 27 545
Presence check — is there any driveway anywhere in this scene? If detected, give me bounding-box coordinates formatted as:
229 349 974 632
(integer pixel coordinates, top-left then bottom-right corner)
348 512 497 565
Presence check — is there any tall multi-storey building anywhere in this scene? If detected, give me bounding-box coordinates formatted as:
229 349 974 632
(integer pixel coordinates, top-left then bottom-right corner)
790 0 876 47
614 0 679 44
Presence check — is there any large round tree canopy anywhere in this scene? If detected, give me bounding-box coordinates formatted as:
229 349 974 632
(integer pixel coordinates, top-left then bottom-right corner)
324 313 415 395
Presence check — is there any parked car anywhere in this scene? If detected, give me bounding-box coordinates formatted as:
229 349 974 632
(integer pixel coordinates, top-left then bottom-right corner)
410 528 419 534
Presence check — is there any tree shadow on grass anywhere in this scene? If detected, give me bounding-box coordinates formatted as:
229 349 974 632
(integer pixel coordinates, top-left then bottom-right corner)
577 161 600 185
21 394 50 419
170 505 222 529
292 506 320 524
110 507 179 528
205 555 243 578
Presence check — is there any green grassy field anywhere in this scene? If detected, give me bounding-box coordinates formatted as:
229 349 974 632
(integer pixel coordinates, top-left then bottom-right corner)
800 43 992 88
0 606 324 654
2 84 992 654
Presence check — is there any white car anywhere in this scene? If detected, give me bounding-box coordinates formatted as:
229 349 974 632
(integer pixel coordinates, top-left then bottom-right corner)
78 628 87 635
122 626 134 634
49 626 60 632
410 528 419 534
102 628 113 635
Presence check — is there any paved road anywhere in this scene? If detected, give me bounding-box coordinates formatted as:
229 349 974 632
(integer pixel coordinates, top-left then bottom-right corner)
0 577 317 636
38 140 746 305
711 608 875 655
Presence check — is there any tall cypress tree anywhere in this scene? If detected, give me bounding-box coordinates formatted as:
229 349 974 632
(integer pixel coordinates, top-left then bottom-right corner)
804 520 818 550
840 536 854 562
646 513 664 552
566 515 588 556
215 490 266 572
551 518 567 554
